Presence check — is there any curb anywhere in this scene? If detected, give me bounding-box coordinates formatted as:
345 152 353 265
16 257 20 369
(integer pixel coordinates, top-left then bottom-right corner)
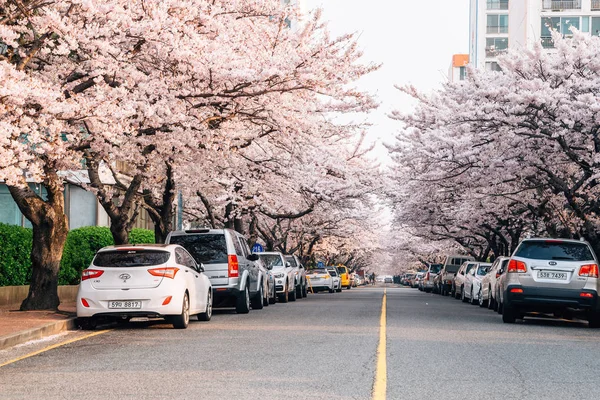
0 317 77 351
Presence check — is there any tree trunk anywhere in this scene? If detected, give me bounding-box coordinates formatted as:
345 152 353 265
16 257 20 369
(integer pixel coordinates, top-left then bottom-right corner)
144 161 176 244
8 172 69 311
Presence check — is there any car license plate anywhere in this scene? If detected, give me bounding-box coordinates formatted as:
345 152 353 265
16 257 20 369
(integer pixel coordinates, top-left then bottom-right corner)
311 277 320 280
537 271 567 280
108 300 142 309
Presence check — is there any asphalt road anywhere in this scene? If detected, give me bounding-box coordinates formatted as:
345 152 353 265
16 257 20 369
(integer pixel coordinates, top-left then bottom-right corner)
1 286 600 400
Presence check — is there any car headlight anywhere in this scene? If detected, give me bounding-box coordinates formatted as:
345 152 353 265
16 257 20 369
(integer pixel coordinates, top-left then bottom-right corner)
274 273 284 278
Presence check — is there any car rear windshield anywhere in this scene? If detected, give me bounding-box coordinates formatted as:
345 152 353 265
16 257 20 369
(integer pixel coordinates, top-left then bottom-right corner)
168 234 228 264
309 269 328 274
515 241 595 261
327 269 339 276
429 264 442 273
260 254 284 268
93 250 170 267
285 256 298 267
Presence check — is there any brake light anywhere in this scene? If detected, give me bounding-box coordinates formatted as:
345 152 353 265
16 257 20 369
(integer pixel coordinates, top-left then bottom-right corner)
81 269 104 281
579 264 599 278
148 267 180 279
228 255 239 278
426 272 430 280
80 298 90 307
162 296 173 305
580 292 594 298
507 259 527 273
510 288 524 294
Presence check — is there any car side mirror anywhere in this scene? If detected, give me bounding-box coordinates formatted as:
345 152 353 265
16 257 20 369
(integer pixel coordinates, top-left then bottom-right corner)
267 264 273 270
198 263 205 273
286 262 291 267
247 254 259 261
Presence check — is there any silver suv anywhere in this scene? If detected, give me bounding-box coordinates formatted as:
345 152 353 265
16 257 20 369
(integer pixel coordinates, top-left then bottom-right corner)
166 229 265 314
285 255 307 298
502 238 600 327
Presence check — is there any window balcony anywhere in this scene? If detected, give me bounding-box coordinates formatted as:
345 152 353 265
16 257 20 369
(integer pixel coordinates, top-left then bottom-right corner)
541 37 555 48
486 25 509 34
485 47 508 57
542 0 581 10
592 0 600 10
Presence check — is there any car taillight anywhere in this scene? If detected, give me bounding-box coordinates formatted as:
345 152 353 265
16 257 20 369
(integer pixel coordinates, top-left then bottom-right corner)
80 298 90 307
228 255 239 278
579 264 599 278
507 259 527 273
510 288 524 294
580 292 594 298
426 272 430 280
148 267 180 279
81 269 104 281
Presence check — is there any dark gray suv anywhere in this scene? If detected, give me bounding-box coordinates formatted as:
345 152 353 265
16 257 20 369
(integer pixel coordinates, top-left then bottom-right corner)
166 229 265 314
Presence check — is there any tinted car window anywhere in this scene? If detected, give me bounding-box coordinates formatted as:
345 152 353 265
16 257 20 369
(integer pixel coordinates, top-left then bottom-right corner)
327 268 339 277
515 241 594 261
168 234 228 264
429 264 442 273
94 250 170 267
260 254 284 268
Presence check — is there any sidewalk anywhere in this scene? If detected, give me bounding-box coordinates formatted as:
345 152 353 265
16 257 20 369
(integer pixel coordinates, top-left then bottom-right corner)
0 302 77 351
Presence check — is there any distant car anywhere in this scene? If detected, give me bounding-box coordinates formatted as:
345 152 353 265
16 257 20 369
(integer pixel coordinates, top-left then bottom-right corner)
166 229 265 314
423 263 442 293
480 257 509 309
285 255 308 298
384 277 393 284
337 266 352 289
439 254 476 296
259 252 297 303
463 262 491 305
327 266 342 292
306 268 335 293
77 244 213 329
412 272 424 288
500 238 600 326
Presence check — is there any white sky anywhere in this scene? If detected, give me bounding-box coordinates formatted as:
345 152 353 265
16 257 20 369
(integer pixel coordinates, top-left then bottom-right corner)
303 0 470 160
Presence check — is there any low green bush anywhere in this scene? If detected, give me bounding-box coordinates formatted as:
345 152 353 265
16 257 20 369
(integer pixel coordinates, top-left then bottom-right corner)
0 225 156 286
0 223 33 286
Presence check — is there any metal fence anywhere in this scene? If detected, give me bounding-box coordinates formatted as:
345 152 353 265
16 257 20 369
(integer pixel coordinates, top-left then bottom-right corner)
542 0 581 10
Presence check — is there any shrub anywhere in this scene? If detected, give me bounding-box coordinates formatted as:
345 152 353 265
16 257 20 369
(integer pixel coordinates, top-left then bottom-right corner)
130 228 156 245
0 223 33 286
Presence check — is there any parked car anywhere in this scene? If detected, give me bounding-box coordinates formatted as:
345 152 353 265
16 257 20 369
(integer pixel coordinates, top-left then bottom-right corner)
463 262 491 305
412 272 424 288
500 238 600 326
452 261 478 299
385 276 394 284
423 263 442 293
306 268 335 293
480 257 509 309
77 244 213 329
439 254 475 296
337 265 352 289
166 229 265 313
285 255 308 298
259 252 297 302
327 266 342 292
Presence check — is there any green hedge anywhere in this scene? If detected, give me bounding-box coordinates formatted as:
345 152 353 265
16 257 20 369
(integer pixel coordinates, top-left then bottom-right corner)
0 223 33 286
0 225 155 286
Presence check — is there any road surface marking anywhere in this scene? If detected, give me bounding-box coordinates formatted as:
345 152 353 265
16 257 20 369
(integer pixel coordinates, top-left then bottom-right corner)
0 329 111 368
372 288 387 400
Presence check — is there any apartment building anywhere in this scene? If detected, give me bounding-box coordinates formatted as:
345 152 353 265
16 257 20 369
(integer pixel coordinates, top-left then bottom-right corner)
469 0 600 70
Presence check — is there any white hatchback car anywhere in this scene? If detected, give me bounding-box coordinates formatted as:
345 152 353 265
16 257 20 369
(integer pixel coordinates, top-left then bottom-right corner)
306 268 335 293
77 244 212 329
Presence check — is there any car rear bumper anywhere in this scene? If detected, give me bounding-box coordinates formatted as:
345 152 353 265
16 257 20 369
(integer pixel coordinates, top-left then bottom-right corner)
77 288 184 318
505 286 599 311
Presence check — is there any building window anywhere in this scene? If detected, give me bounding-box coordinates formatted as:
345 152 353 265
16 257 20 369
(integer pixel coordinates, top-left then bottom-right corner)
541 17 580 47
487 0 509 10
542 0 581 10
459 66 467 81
592 17 600 36
485 37 508 57
487 14 509 34
485 62 502 72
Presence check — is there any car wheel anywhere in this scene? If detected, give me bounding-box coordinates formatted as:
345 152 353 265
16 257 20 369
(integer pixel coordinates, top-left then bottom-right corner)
172 293 190 329
336 286 342 293
328 286 334 293
471 288 478 305
488 287 494 310
478 288 486 307
279 282 290 303
493 296 498 312
77 317 97 330
461 286 467 303
289 283 297 301
502 303 517 323
236 284 251 313
251 284 264 310
450 285 455 298
302 284 307 298
296 284 302 299
198 292 212 322
588 312 600 328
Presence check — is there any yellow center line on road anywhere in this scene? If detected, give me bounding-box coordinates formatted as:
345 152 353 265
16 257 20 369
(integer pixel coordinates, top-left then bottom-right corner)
372 288 387 400
0 329 111 369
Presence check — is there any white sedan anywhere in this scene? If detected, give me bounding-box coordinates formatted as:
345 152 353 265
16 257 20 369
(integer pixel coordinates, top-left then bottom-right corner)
77 244 212 329
463 262 492 305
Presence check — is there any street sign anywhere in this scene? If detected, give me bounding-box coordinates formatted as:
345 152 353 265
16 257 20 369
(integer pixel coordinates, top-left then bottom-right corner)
252 243 264 253
317 261 324 268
